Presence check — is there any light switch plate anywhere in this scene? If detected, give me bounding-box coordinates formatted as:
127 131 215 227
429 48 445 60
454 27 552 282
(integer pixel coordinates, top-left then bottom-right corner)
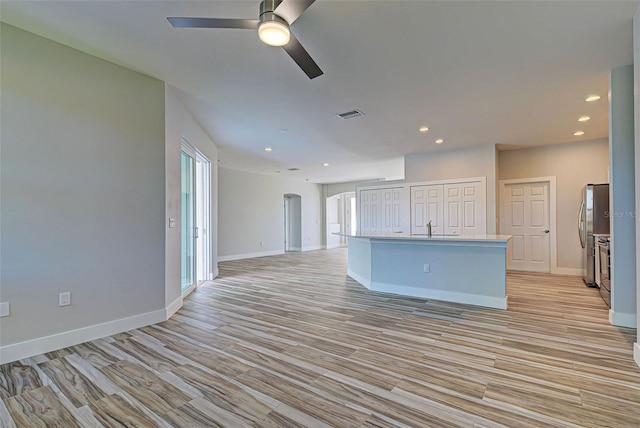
169 218 176 228
0 302 10 317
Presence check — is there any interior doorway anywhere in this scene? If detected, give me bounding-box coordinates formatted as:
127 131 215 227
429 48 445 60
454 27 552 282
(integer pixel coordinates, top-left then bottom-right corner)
181 140 211 295
500 177 556 273
284 194 302 252
326 192 356 248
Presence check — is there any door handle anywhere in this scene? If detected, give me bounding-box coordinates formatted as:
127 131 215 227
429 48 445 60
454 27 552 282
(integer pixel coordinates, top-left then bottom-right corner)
578 201 585 248
544 230 550 233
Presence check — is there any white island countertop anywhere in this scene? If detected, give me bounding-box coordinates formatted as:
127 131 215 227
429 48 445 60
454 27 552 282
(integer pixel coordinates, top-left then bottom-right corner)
336 232 511 244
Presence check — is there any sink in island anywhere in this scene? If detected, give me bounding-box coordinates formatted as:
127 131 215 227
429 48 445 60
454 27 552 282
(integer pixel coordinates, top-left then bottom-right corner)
338 233 512 309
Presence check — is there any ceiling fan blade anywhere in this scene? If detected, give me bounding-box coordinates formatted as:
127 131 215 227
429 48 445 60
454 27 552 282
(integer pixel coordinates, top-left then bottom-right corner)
167 17 259 30
282 33 323 79
274 0 315 24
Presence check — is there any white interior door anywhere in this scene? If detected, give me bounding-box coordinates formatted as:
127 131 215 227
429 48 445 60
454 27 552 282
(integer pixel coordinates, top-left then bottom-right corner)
502 182 550 272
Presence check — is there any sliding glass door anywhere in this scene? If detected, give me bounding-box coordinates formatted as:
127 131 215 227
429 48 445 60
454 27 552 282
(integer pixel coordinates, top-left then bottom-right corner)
181 141 212 295
181 149 195 293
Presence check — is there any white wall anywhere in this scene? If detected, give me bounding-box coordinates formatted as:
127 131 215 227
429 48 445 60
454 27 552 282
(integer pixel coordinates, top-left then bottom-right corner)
404 144 498 234
165 85 219 309
324 180 386 198
609 65 637 328
0 24 166 361
218 168 323 260
499 140 609 273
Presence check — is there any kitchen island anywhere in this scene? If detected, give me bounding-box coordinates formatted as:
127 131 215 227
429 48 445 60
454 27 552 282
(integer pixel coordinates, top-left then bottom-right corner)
340 233 512 309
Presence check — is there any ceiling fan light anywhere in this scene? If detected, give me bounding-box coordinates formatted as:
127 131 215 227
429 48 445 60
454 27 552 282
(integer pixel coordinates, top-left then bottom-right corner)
259 20 290 46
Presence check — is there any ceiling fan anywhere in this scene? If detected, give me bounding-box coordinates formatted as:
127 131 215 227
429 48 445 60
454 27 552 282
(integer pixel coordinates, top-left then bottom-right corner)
167 0 323 79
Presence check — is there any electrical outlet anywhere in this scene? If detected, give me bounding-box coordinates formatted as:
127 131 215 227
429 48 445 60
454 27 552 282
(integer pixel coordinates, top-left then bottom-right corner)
0 302 9 317
59 292 71 307
259 241 264 246
423 264 430 273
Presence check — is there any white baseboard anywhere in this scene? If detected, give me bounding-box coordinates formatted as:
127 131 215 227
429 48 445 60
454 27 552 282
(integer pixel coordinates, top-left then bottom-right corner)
634 343 640 369
552 267 584 276
326 243 341 250
212 267 219 279
370 281 508 310
609 309 637 328
303 245 325 252
218 250 284 262
0 306 173 365
165 295 183 319
346 271 506 310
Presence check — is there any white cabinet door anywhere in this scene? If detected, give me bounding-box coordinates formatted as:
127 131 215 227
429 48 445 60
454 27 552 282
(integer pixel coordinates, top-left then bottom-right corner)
361 188 404 233
360 189 381 233
370 189 380 231
381 188 403 232
360 190 372 234
411 185 444 234
444 182 486 235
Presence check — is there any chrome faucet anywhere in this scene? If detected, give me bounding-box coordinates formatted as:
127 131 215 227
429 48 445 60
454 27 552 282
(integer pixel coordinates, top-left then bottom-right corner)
427 220 432 237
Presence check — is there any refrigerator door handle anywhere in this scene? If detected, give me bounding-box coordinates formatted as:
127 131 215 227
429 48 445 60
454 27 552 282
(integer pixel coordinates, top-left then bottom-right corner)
578 200 586 248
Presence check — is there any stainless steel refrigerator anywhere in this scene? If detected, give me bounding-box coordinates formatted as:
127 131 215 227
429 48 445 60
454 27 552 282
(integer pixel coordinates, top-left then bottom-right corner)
578 184 610 286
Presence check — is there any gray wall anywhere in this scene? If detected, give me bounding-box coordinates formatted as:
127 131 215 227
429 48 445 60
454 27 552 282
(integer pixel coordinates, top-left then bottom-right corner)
609 64 637 327
218 168 323 259
634 3 640 367
404 144 498 234
499 139 610 272
0 24 166 345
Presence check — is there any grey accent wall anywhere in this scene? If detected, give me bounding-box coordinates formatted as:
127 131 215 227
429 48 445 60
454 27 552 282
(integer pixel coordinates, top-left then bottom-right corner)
609 64 637 326
218 168 323 259
0 24 166 345
404 144 498 234
634 3 640 365
499 140 609 272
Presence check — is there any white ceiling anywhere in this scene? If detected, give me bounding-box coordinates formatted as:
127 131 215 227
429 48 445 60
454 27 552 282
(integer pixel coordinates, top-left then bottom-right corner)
1 0 637 183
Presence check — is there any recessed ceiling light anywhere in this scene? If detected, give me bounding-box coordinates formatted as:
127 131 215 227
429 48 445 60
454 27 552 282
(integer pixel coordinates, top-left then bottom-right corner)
323 163 329 167
419 126 430 133
264 147 272 152
574 131 585 136
578 116 591 122
435 138 444 144
585 95 601 102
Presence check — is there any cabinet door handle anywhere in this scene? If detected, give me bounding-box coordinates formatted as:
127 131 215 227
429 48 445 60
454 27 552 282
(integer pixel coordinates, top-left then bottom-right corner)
544 230 550 233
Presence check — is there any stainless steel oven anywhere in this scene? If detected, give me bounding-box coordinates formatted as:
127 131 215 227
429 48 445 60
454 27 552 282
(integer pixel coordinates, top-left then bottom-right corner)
597 237 610 307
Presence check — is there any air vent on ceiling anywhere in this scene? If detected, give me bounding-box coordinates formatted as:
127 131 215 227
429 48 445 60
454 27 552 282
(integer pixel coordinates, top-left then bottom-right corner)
337 109 365 120
288 168 300 171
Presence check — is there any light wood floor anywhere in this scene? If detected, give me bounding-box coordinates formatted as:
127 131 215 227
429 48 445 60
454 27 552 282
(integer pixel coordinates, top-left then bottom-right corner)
1 248 639 427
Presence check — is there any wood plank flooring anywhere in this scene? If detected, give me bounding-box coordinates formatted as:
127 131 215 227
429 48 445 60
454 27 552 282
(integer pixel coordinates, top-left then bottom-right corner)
1 248 638 427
